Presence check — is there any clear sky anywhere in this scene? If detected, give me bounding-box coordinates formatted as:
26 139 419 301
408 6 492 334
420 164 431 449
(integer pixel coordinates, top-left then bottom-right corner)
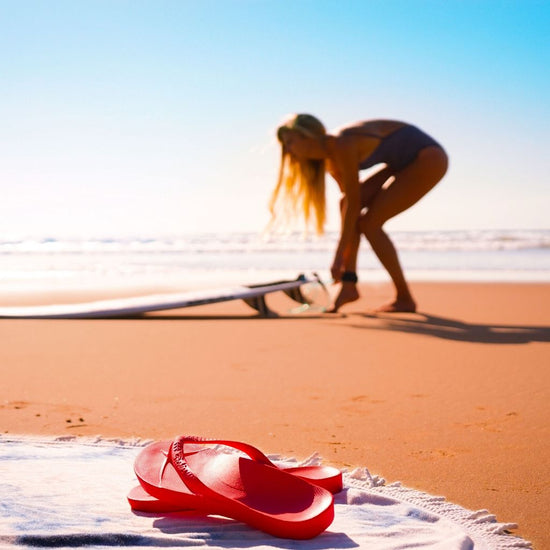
1 0 548 238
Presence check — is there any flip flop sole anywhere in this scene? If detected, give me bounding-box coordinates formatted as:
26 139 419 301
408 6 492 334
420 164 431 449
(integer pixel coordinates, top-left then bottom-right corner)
127 484 184 513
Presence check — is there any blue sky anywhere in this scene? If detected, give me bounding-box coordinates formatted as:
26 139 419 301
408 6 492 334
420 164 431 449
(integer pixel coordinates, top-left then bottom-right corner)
1 0 548 237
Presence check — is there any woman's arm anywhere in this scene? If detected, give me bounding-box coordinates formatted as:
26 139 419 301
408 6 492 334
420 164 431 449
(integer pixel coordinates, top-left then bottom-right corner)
331 159 362 281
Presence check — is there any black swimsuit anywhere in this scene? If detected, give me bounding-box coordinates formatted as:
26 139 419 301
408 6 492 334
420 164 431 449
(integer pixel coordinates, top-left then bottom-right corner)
358 124 442 172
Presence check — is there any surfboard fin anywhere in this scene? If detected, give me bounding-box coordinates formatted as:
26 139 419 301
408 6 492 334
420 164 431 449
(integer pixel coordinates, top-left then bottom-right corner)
243 295 277 317
244 273 328 316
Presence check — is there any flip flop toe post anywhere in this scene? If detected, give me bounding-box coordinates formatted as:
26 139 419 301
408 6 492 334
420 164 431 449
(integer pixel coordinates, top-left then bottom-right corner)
133 440 203 509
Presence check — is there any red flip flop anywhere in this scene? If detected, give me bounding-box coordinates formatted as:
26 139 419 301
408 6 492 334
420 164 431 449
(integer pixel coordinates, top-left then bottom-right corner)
130 439 342 513
135 436 334 539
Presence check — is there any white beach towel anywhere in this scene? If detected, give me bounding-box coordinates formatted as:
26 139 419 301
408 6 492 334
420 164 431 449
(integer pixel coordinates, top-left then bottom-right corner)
0 436 531 549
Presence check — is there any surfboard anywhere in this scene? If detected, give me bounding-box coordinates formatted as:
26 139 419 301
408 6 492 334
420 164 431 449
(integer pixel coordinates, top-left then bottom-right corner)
0 274 323 319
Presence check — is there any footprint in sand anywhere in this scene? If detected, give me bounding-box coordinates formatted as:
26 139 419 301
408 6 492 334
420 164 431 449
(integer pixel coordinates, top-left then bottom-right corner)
2 401 29 410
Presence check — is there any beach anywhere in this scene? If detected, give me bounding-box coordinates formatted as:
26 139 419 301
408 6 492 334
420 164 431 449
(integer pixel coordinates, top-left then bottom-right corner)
1 281 548 548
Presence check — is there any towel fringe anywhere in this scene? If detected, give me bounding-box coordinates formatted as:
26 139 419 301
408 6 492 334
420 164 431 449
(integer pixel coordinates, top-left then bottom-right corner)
344 473 532 549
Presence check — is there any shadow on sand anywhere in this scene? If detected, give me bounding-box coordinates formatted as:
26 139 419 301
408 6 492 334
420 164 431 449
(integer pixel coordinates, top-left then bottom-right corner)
347 312 550 345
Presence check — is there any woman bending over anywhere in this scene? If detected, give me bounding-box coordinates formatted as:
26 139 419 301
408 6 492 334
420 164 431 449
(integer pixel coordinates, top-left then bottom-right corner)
270 114 448 313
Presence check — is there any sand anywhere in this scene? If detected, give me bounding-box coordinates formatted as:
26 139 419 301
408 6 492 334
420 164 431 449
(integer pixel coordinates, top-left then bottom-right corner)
1 281 549 548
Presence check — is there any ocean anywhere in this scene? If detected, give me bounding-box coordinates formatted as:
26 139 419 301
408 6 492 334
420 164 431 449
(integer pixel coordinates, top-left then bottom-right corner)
1 229 549 294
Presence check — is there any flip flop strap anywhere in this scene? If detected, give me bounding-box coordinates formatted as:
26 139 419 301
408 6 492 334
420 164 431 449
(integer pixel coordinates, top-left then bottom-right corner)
175 435 273 463
169 435 274 499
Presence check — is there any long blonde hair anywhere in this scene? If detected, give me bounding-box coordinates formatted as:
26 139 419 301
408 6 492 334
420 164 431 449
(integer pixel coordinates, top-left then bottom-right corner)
269 114 326 234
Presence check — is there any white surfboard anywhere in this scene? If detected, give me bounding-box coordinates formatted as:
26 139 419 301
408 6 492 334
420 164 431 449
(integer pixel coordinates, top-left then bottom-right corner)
0 274 322 319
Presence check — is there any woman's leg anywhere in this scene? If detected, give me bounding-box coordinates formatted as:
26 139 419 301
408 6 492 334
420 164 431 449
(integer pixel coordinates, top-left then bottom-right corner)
331 166 393 312
360 146 448 312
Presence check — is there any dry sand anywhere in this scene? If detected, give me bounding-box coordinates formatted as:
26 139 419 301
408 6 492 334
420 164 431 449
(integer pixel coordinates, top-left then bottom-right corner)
1 282 549 548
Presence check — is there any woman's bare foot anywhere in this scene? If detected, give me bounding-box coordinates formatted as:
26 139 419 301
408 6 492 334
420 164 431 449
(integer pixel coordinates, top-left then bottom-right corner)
329 282 360 312
375 297 416 313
